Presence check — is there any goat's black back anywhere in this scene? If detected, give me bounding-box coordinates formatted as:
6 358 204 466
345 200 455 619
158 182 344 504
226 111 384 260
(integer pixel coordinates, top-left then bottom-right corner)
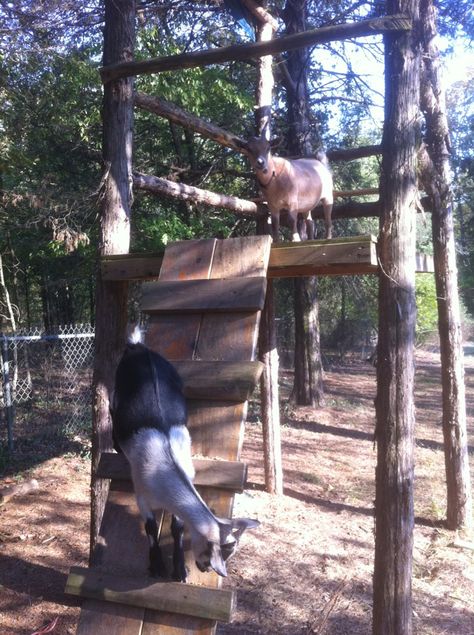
112 342 187 445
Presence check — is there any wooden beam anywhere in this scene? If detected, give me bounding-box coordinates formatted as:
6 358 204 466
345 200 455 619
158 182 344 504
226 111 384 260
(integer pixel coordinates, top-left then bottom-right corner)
334 188 379 198
100 15 412 82
268 235 378 278
134 172 260 215
141 277 267 313
101 237 435 282
97 452 248 492
327 144 382 161
174 360 264 401
135 93 248 155
65 566 235 622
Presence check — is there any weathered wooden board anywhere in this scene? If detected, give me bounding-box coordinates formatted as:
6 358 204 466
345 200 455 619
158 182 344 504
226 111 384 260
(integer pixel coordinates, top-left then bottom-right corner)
66 567 235 622
141 277 267 313
101 235 436 281
75 483 156 634
100 235 377 281
74 237 270 635
140 236 270 635
268 235 377 277
174 360 263 400
97 452 248 493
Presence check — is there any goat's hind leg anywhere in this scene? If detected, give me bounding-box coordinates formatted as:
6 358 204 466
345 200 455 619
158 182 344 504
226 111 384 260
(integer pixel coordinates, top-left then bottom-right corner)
171 515 188 582
144 514 167 578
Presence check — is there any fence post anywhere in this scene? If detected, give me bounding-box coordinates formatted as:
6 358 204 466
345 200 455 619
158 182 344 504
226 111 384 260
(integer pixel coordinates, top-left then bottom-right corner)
0 334 14 452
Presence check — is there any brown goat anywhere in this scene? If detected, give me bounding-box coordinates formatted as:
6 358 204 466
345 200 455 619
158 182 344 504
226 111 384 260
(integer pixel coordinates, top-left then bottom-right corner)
246 133 333 242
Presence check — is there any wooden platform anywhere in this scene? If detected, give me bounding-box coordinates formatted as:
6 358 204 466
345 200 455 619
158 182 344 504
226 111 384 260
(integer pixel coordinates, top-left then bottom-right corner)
101 235 434 281
67 236 272 634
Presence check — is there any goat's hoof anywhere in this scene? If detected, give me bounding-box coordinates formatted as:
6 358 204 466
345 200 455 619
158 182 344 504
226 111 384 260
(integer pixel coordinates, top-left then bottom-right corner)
149 561 168 579
172 565 189 583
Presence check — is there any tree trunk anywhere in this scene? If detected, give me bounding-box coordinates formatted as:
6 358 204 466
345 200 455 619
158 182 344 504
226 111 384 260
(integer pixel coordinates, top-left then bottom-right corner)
90 0 135 557
419 0 472 530
284 0 324 407
255 9 283 495
373 1 420 633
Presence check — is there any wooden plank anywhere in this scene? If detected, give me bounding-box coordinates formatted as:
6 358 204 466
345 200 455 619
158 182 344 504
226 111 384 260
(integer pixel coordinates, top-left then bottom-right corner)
97 452 248 493
269 235 377 277
75 484 153 634
102 252 163 281
100 15 412 82
141 277 267 313
145 239 216 360
77 600 144 635
66 567 236 622
174 360 263 400
100 236 378 281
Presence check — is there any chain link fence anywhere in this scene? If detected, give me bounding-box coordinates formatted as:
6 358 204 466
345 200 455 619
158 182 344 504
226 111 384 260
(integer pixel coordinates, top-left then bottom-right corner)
0 324 94 451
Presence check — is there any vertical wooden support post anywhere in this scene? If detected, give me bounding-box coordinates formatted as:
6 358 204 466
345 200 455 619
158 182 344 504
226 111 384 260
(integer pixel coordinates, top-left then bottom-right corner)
255 6 283 494
419 0 472 530
90 0 135 556
373 1 420 633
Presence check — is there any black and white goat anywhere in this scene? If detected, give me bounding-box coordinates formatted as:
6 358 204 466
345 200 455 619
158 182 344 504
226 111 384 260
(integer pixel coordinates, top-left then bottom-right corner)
111 328 259 582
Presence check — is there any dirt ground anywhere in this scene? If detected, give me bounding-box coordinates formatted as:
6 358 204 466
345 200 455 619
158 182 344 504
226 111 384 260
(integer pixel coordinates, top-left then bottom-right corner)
0 348 473 635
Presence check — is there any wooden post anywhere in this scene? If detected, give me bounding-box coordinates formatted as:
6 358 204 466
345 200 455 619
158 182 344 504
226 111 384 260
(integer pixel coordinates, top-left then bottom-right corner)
90 0 135 557
419 0 472 530
254 6 283 495
373 1 420 633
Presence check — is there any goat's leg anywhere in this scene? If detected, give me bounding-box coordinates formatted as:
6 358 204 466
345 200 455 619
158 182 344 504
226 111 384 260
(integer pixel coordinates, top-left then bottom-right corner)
288 211 301 242
305 216 315 241
322 200 333 239
171 515 188 582
271 212 280 242
145 515 167 578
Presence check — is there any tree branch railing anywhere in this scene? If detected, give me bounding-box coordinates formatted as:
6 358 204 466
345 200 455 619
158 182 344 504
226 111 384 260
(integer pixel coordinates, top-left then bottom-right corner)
101 14 411 82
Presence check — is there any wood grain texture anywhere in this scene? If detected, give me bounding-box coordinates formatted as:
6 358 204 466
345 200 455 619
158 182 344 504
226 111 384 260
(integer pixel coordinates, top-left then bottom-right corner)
141 277 267 313
66 567 235 622
97 452 248 493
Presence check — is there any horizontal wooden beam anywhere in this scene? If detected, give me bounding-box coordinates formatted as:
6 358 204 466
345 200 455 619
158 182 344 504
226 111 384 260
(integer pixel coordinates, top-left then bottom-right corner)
327 144 382 161
101 237 435 282
100 15 411 82
175 360 264 401
134 172 261 215
268 235 378 278
141 277 267 313
97 452 248 492
135 93 248 155
65 566 235 622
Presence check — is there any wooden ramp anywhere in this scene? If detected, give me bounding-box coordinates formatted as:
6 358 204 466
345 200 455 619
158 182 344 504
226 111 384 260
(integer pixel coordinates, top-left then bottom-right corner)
66 236 272 634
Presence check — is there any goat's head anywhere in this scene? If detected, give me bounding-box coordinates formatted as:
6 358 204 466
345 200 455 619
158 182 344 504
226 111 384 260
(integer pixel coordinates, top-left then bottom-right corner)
192 517 260 577
246 133 272 174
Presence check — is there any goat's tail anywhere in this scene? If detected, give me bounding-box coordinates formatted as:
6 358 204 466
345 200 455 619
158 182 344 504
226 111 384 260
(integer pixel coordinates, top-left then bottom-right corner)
127 324 143 346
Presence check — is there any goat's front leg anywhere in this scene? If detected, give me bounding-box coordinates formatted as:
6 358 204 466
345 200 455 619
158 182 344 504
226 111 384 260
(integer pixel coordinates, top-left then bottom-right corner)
322 201 333 239
145 515 167 578
271 211 280 242
288 211 301 242
305 216 315 241
171 515 188 582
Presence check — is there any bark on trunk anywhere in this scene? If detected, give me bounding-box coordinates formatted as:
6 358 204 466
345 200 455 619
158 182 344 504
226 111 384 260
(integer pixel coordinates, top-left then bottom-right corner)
255 9 283 495
90 0 135 557
284 0 324 407
419 0 472 530
373 1 420 633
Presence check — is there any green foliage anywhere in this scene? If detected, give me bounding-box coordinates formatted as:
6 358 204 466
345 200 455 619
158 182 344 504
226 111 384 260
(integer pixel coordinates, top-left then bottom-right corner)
415 274 439 344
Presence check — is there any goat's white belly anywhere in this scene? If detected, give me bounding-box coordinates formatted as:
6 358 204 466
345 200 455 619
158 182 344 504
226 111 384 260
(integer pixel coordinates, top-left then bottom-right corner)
121 426 195 512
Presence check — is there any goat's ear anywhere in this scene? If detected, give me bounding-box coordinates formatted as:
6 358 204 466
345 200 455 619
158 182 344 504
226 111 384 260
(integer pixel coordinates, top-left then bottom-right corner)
231 517 260 540
209 543 227 577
